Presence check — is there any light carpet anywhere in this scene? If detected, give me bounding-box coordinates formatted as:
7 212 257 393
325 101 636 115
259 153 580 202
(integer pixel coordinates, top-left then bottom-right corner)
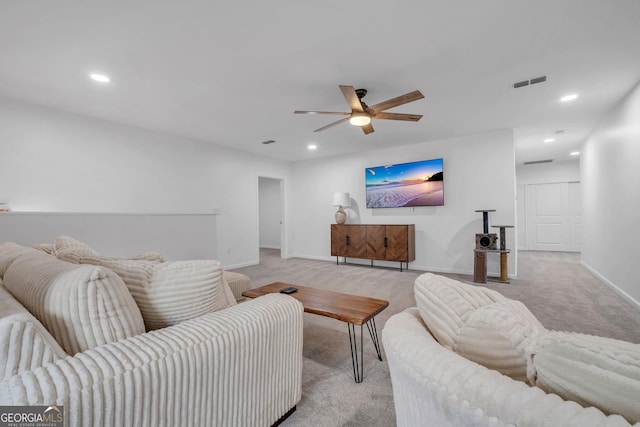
233 249 640 427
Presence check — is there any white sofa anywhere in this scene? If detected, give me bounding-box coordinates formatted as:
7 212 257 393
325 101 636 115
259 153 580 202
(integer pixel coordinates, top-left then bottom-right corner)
382 273 640 427
0 241 304 427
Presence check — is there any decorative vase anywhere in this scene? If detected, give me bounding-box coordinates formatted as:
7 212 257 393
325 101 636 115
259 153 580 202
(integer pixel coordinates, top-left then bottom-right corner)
335 206 347 224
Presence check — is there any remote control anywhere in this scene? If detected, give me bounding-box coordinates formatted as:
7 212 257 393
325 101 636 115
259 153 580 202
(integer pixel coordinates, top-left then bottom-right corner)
279 286 298 294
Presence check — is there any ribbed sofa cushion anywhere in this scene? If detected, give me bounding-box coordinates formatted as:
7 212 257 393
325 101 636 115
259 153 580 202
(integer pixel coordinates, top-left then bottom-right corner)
414 273 506 349
414 273 546 383
77 257 237 331
454 299 546 382
223 271 251 301
527 331 640 424
0 242 39 277
3 251 146 355
0 281 68 378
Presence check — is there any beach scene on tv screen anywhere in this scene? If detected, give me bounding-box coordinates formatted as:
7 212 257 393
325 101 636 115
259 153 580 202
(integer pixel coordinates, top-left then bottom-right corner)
366 158 444 208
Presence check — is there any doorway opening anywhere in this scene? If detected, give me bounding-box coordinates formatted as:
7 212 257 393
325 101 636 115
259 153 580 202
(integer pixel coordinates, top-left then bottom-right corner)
258 176 285 260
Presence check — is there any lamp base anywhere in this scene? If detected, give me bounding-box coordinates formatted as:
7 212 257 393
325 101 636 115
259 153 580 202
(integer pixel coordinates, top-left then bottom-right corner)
335 206 347 224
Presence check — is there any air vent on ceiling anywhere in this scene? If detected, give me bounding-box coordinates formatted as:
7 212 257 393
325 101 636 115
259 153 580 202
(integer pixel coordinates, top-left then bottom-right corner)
513 80 529 89
523 159 554 165
512 75 548 89
261 139 276 145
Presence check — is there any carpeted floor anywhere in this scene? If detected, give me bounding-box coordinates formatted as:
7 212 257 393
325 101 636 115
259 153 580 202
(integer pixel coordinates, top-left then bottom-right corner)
233 249 640 427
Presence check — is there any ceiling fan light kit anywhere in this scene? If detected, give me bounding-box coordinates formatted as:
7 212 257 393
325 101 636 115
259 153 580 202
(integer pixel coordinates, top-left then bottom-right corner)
349 113 371 126
295 85 424 135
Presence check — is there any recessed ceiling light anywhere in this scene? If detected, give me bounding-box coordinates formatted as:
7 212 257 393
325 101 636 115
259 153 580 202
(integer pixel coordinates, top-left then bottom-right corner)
544 138 555 143
90 73 110 83
570 151 580 156
560 94 579 102
308 144 317 150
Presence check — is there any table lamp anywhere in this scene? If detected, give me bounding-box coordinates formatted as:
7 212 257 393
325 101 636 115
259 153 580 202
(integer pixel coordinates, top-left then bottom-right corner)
332 192 351 224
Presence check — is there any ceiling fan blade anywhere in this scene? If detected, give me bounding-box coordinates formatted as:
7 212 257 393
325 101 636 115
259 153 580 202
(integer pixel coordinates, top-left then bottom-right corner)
361 123 375 135
374 112 423 121
314 117 350 132
370 90 424 113
294 110 350 115
339 85 364 112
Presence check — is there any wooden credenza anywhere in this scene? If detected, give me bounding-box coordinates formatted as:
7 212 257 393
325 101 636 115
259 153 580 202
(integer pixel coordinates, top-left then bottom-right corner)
331 224 415 271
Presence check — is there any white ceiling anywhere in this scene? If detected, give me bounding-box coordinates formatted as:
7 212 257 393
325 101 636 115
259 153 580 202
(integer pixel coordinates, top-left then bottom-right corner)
1 1 639 164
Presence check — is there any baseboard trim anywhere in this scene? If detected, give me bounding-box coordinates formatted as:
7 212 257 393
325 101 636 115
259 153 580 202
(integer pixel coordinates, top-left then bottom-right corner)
225 260 259 270
288 254 515 279
289 254 334 262
581 260 640 311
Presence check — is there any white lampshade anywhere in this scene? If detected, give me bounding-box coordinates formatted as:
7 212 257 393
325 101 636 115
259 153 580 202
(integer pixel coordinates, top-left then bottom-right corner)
332 192 351 207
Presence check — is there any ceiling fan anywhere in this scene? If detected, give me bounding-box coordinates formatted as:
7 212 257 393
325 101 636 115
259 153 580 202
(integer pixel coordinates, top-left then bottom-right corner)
295 85 425 135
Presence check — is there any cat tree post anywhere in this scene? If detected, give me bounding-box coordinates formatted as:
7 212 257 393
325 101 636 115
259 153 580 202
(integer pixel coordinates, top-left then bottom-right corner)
491 225 514 283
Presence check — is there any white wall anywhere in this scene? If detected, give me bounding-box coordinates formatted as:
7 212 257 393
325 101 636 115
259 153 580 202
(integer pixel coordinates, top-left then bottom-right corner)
258 177 282 249
515 160 580 249
0 212 219 261
581 81 640 305
0 97 518 277
516 160 580 183
0 97 292 268
290 129 517 276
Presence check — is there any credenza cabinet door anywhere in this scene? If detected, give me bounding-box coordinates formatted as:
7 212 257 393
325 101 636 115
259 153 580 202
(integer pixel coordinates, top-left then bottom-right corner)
347 225 368 258
331 224 348 257
386 225 411 261
366 225 386 260
331 225 367 258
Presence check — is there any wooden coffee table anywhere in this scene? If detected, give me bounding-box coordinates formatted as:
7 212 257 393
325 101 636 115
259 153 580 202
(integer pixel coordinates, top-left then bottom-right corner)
242 282 389 383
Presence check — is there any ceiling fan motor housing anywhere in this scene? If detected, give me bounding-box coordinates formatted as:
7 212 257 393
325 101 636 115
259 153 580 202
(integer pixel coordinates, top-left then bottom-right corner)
355 88 367 99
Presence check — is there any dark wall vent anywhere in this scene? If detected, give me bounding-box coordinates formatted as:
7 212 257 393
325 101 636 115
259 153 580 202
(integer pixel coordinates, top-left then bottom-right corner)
523 159 554 165
513 80 529 89
530 76 547 85
513 75 548 89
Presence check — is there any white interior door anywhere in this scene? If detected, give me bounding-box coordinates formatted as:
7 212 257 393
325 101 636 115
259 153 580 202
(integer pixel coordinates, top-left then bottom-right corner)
527 182 569 251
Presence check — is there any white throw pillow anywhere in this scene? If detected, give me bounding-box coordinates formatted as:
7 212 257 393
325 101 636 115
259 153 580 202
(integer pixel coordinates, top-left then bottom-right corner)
52 235 167 264
31 243 55 255
454 299 546 382
414 273 506 349
3 251 146 355
53 235 99 261
527 331 640 424
78 257 237 331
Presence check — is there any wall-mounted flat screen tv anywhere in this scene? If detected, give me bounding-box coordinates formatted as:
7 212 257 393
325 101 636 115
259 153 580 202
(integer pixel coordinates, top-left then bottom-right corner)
365 158 444 208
